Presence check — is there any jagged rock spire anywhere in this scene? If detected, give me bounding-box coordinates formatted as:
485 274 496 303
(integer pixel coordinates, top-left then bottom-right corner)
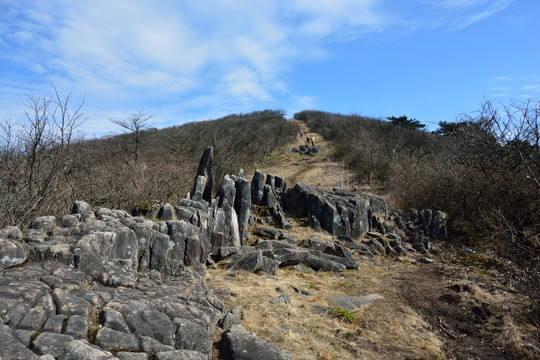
190 147 214 202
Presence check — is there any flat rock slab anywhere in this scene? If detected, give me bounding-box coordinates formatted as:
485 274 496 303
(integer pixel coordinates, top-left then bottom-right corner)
221 325 291 360
331 294 384 311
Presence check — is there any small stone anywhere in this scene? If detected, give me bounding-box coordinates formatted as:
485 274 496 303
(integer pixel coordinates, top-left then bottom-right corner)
290 285 310 296
270 294 292 305
419 257 434 264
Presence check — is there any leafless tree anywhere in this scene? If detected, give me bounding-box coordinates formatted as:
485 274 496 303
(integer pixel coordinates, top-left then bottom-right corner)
111 110 153 163
0 84 86 227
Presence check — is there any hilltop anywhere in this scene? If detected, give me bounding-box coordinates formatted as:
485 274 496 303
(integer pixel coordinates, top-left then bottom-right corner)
0 108 538 359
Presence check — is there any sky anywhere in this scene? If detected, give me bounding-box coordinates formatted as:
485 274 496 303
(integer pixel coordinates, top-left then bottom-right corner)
1 0 539 136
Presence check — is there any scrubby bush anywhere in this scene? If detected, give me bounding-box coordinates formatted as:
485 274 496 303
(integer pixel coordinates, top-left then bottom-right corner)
295 101 540 268
0 96 298 228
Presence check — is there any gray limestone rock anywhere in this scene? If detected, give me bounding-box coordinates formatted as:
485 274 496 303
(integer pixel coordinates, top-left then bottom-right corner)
233 175 251 244
159 203 176 221
140 309 176 346
253 227 282 240
72 201 92 216
100 308 130 333
29 216 56 233
31 332 75 358
221 324 291 360
226 250 280 275
190 175 207 202
0 238 29 271
64 315 88 339
94 327 139 351
155 350 207 360
302 255 346 272
217 175 236 209
0 324 39 360
17 307 47 331
0 226 23 241
52 288 93 317
251 170 265 205
269 294 291 305
331 294 384 311
282 183 385 239
299 238 335 253
220 305 243 330
61 340 113 360
261 184 279 210
431 211 448 240
190 147 213 203
174 318 212 356
42 315 66 333
138 336 175 354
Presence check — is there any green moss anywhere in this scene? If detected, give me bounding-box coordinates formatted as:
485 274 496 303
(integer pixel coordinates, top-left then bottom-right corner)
29 331 41 344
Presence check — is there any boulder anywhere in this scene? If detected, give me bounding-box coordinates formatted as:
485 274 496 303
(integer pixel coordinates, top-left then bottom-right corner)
31 332 75 358
159 202 176 221
0 226 23 241
174 318 212 356
221 324 291 360
431 211 448 240
72 200 92 216
0 239 29 271
217 175 236 209
226 250 280 275
190 175 207 202
94 327 139 351
282 183 385 239
28 216 56 233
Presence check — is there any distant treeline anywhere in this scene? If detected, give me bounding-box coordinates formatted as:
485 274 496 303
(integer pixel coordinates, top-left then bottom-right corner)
295 101 539 264
0 94 298 229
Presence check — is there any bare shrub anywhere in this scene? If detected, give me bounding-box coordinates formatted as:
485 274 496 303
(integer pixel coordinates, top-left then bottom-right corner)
0 86 86 227
295 103 540 271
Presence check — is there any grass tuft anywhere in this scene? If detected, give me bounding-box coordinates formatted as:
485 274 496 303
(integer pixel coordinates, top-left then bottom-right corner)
330 307 363 326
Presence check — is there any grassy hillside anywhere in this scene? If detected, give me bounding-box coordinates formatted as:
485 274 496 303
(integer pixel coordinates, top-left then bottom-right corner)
294 106 539 282
0 108 299 228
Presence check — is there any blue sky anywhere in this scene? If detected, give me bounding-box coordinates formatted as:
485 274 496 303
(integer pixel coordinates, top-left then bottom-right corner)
1 0 538 136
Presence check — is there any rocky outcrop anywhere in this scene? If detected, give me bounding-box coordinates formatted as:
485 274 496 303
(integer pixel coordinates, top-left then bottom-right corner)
0 261 222 360
0 146 451 359
282 183 387 239
217 235 359 274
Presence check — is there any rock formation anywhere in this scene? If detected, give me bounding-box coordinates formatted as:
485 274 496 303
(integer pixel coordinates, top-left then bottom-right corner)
0 147 449 359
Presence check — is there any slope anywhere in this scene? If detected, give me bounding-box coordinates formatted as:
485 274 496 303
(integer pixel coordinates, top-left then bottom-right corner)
208 119 539 360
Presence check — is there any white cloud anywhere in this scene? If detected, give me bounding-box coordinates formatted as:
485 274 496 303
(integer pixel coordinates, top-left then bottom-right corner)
0 0 521 135
523 85 540 92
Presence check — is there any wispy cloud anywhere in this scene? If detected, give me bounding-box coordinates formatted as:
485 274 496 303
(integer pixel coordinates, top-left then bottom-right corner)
0 0 520 134
404 0 516 31
523 85 540 92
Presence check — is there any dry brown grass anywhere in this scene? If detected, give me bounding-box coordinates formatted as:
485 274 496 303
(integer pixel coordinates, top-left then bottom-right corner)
246 119 358 192
207 258 446 360
208 118 539 359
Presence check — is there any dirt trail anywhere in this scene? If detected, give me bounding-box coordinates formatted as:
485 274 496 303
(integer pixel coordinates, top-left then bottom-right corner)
257 119 357 192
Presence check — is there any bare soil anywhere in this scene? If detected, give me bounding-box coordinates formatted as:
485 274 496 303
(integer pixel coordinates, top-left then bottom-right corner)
209 119 539 359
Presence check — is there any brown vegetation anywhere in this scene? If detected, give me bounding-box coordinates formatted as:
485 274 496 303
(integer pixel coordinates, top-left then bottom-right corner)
294 104 539 288
0 88 298 228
